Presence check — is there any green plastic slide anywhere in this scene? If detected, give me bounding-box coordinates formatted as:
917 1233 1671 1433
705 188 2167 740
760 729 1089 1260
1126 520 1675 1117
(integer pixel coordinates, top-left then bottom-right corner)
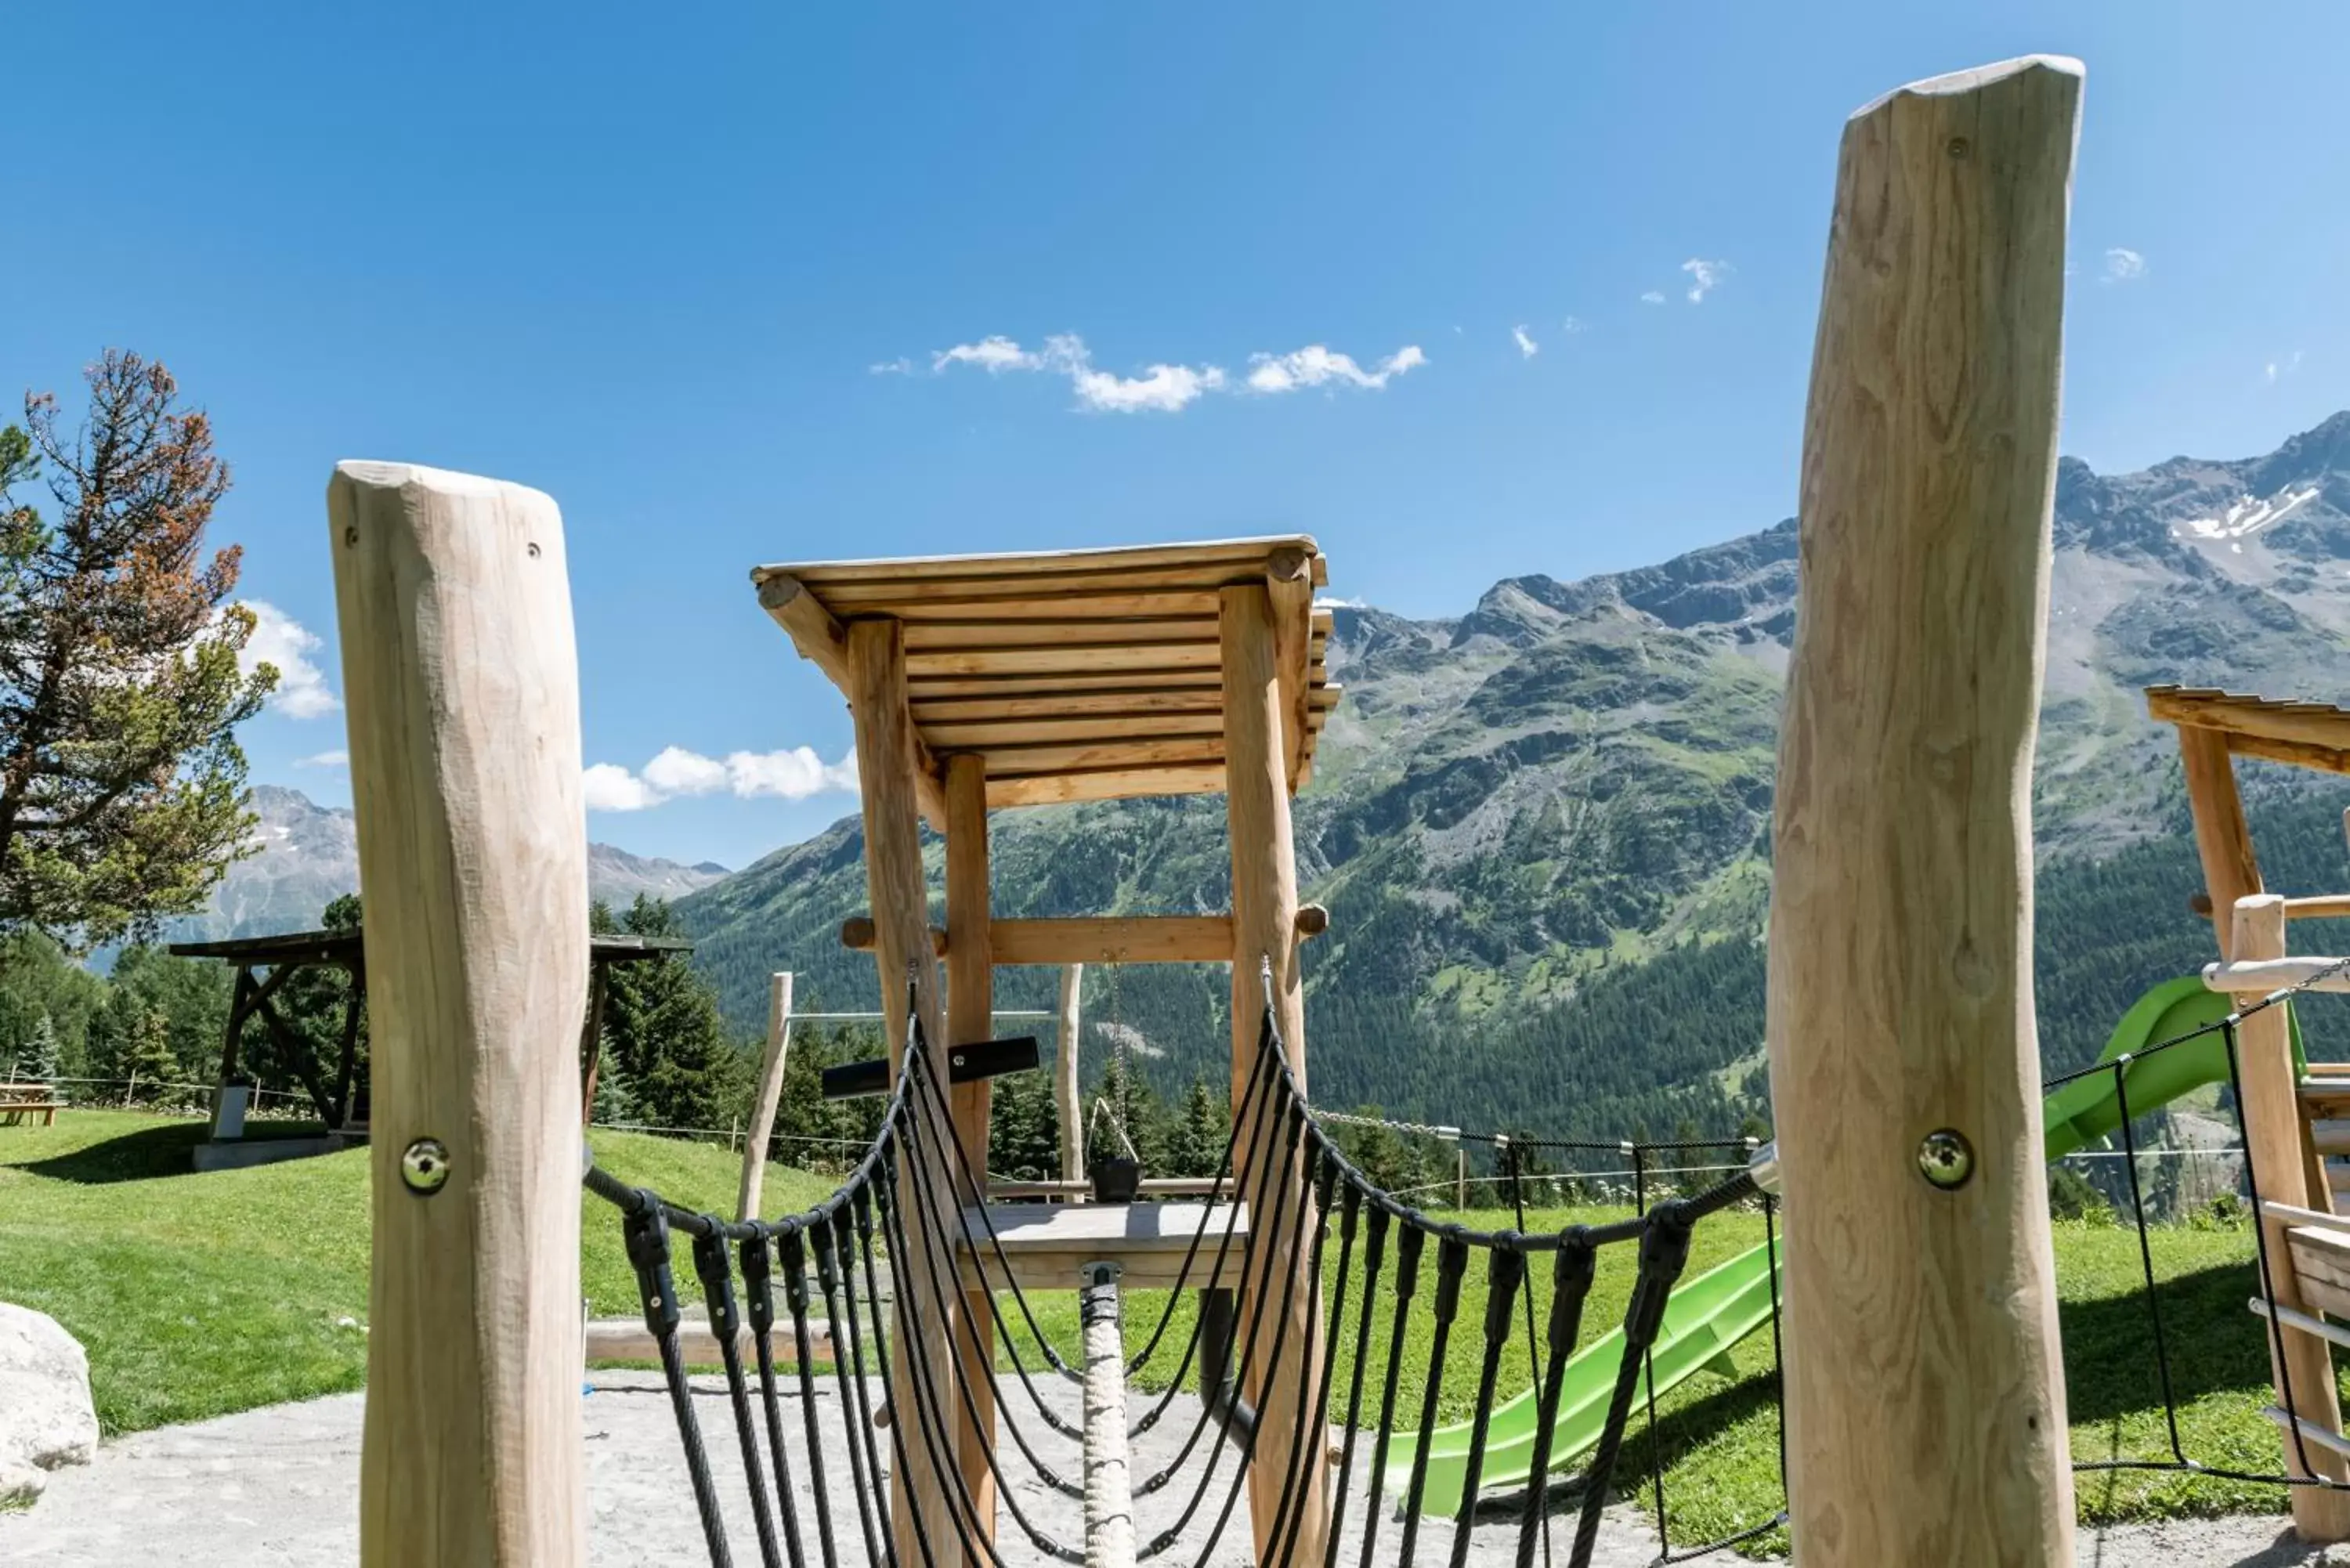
1388 974 2258 1517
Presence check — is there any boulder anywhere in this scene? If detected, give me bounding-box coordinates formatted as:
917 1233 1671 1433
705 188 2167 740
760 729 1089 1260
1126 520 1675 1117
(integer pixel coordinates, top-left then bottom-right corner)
0 1302 99 1504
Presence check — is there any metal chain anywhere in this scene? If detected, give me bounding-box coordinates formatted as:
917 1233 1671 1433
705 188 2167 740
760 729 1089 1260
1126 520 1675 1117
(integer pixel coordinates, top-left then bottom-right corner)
1314 1107 1462 1142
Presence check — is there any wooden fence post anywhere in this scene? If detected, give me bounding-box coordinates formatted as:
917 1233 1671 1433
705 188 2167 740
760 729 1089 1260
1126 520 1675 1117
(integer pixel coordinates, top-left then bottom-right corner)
1058 963 1085 1184
1764 56 2081 1566
738 972 794 1223
333 461 588 1566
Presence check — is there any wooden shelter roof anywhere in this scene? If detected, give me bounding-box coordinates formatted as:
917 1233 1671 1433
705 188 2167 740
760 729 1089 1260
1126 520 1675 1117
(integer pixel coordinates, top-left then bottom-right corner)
2146 685 2350 775
753 536 1340 809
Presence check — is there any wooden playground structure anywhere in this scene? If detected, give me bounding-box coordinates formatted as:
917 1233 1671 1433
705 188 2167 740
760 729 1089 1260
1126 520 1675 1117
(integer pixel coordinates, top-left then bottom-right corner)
323 49 2350 1568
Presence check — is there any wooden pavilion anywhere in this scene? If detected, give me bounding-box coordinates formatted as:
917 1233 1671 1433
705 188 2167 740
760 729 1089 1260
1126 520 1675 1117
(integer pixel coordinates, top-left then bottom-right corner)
754 535 1339 1563
168 924 691 1169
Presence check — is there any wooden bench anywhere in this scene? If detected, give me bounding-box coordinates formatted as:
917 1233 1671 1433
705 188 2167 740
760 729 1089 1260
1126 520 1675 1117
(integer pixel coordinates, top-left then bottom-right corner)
955 1201 1249 1292
0 1087 61 1127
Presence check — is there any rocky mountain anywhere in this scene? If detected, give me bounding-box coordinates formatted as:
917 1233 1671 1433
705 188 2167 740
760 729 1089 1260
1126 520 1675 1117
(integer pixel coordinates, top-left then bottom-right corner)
174 785 729 941
674 414 2350 1128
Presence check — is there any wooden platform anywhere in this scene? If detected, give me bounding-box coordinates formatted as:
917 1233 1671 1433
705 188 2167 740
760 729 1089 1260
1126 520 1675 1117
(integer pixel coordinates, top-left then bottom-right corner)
954 1201 1249 1291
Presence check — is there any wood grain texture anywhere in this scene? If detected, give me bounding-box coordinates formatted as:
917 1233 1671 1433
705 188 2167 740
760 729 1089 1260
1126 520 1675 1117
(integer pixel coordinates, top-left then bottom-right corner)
738 973 794 1223
1762 57 2081 1566
991 916 1235 967
943 754 996 1562
332 461 588 1567
2148 687 2350 751
1218 582 1325 1562
2182 724 2263 959
844 618 960 1561
985 764 1231 808
761 575 949 828
2235 897 2350 1534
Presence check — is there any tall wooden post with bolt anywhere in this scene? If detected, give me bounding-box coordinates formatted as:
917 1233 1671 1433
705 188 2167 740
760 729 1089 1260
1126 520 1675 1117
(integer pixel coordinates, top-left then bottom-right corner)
1764 56 2082 1565
334 462 589 1566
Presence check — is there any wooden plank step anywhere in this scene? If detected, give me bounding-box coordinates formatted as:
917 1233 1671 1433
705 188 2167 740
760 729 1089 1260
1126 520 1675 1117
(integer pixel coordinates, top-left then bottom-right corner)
956 1201 1249 1292
2301 1079 2350 1107
2293 1225 2350 1297
2331 1165 2350 1196
2312 1118 2350 1157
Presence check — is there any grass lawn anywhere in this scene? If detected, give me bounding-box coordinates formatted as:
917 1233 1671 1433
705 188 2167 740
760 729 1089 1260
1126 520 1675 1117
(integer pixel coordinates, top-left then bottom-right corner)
0 1114 2316 1552
0 1111 837 1435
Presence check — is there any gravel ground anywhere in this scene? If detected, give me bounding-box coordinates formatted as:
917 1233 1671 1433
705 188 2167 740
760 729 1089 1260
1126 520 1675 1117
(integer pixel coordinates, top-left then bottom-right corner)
0 1371 2337 1566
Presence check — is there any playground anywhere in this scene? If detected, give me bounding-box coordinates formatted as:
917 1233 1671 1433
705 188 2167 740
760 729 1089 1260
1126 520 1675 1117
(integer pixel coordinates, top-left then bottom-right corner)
13 47 2350 1568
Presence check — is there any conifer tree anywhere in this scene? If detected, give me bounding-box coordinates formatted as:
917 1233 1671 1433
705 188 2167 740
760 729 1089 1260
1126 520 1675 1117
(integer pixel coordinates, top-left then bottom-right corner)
1164 1075 1230 1178
598 896 746 1133
19 1013 58 1084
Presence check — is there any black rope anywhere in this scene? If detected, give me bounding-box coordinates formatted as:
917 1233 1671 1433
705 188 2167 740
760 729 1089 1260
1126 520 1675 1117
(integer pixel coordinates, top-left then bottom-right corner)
1322 1194 1386 1568
809 1217 889 1568
830 1200 898 1568
1502 1140 1552 1568
1354 1220 1426 1568
1397 1234 1472 1565
692 1227 785 1568
623 1197 736 1568
1514 1230 1595 1568
1448 1244 1527 1568
776 1224 844 1568
1572 1203 1696 1566
738 1231 813 1568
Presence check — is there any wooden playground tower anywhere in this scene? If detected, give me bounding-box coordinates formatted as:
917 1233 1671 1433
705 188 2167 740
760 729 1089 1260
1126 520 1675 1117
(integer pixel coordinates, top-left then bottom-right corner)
2157 685 2350 1537
754 535 1339 1562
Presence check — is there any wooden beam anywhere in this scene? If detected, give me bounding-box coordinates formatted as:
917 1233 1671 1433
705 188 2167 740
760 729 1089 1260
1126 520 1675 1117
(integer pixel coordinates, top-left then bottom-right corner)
1057 964 1084 1184
1219 580 1325 1563
1763 59 2079 1566
576 965 609 1127
1266 546 1314 792
993 916 1235 966
843 616 959 1561
923 713 1229 749
2233 896 2350 1537
2193 892 2350 923
2229 730 2350 777
888 589 1224 621
757 535 1320 589
903 618 1213 650
2182 723 2263 960
759 574 949 828
976 736 1227 777
2205 957 2350 994
736 973 794 1223
841 909 1327 963
331 461 587 1566
984 764 1229 808
2149 686 2350 757
942 753 996 1563
907 642 1221 679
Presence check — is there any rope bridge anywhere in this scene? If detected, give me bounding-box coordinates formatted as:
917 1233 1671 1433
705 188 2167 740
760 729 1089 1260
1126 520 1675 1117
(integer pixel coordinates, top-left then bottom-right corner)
584 989 1781 1567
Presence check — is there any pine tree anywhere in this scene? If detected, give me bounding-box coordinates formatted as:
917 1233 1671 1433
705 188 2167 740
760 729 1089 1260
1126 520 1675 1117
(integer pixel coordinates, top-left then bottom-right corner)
125 1006 178 1105
591 1054 638 1125
18 1013 58 1085
0 354 276 945
987 1068 1063 1183
599 896 747 1134
1164 1075 1230 1178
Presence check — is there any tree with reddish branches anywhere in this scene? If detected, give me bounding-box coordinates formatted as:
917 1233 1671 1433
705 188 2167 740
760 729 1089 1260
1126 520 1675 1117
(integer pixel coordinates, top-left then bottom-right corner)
0 351 277 946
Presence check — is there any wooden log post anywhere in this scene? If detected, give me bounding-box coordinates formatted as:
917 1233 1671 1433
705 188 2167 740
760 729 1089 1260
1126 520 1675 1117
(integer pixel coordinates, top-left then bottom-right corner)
737 973 794 1223
331 461 588 1566
944 752 998 1560
2182 726 2262 960
2236 894 2350 1535
1058 964 1085 1183
1219 581 1327 1563
844 617 960 1561
1764 57 2082 1566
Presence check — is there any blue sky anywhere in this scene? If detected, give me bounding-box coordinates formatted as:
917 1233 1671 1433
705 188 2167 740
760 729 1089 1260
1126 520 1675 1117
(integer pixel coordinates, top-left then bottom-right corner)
5 2 2345 869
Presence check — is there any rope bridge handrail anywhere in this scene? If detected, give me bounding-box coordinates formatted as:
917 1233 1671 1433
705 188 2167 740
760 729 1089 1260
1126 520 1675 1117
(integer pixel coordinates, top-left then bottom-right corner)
581 975 1786 1568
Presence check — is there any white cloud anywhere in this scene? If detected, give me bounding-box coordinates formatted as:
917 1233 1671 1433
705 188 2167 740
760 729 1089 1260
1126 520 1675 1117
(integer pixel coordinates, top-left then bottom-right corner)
1511 325 1538 359
1560 316 1587 335
2267 350 2305 385
642 746 731 796
239 601 340 719
1047 335 1226 413
1640 291 1667 305
1245 343 1426 395
583 763 662 813
583 745 860 813
868 356 915 375
919 332 1423 413
2101 247 2147 284
1682 258 1730 303
1314 594 1366 609
295 750 348 769
933 335 1043 374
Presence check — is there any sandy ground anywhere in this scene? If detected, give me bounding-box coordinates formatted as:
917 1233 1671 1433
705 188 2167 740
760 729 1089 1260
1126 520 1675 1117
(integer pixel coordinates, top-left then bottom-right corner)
0 1371 2339 1566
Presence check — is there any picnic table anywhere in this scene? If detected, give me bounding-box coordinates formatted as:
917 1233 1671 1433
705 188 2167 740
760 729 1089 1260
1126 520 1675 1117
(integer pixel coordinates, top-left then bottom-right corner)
0 1082 62 1126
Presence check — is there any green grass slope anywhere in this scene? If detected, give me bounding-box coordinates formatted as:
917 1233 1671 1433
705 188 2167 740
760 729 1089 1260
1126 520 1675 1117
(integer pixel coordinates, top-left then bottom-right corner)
0 1112 835 1435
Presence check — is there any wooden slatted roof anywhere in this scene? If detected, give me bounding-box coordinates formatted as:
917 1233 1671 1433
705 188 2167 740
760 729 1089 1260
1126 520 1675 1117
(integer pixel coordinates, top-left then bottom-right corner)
2147 685 2350 775
753 537 1339 809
